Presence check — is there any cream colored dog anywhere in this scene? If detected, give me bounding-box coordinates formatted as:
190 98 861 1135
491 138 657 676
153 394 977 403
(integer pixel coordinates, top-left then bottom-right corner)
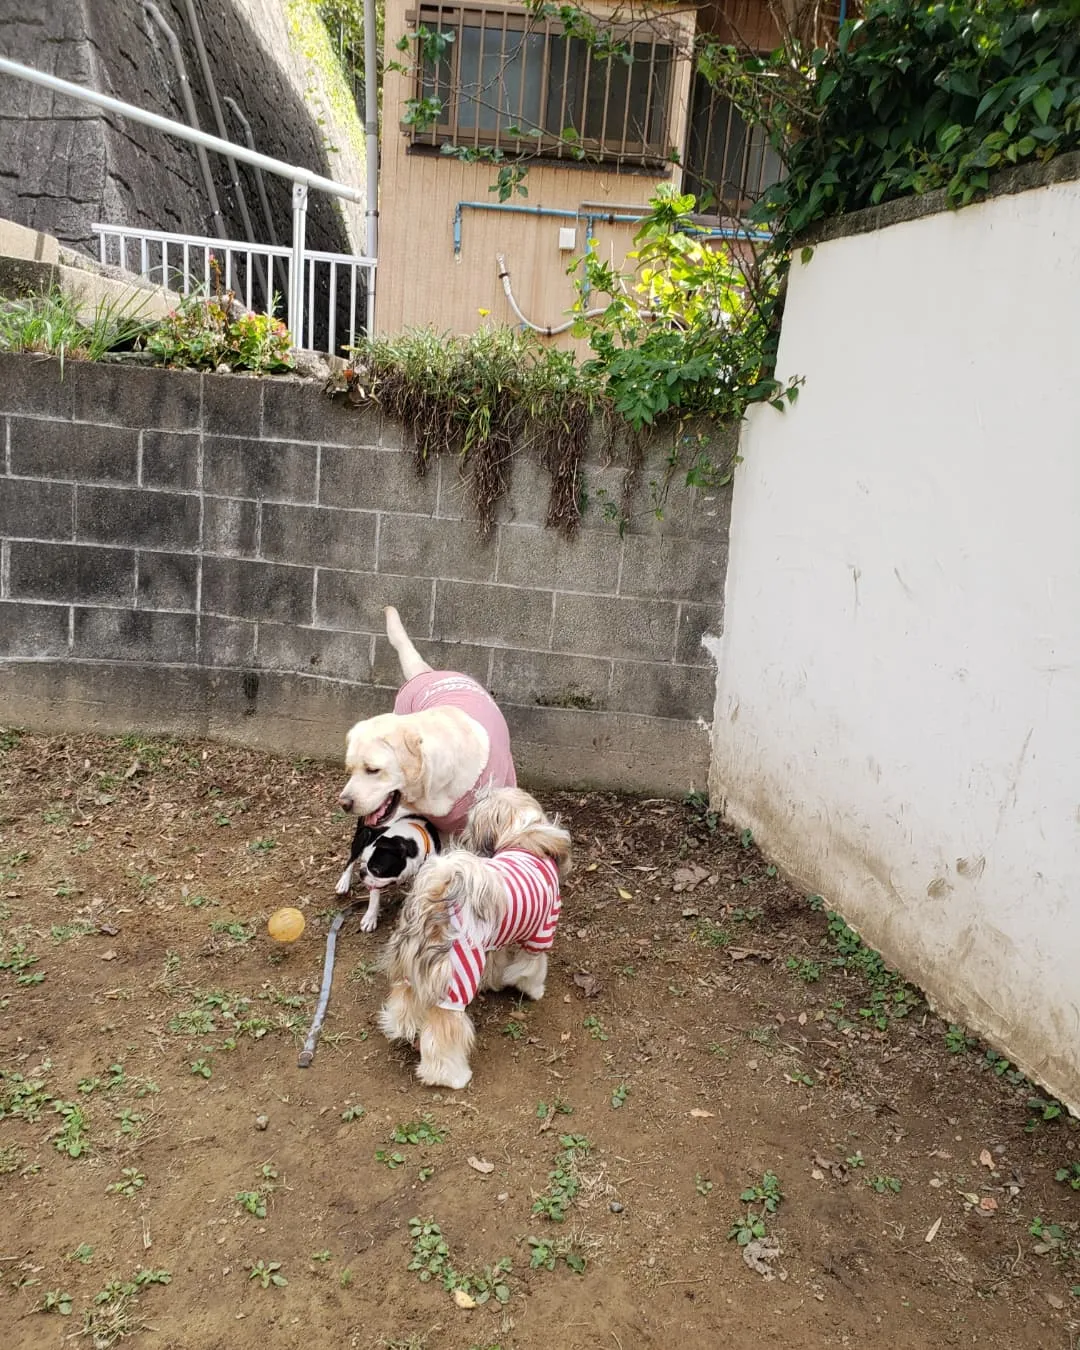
338 608 517 836
378 787 572 1090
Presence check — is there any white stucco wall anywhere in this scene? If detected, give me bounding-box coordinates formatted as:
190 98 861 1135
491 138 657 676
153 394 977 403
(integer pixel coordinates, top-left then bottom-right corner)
710 176 1080 1111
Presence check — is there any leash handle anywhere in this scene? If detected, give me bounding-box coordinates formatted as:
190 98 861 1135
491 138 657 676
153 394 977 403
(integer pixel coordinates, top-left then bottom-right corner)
298 911 346 1068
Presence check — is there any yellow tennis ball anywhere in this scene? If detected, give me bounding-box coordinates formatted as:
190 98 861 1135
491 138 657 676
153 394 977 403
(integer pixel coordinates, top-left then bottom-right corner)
267 907 305 943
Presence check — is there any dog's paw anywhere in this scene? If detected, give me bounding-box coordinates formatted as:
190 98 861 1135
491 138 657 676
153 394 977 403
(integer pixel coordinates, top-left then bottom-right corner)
418 1062 472 1091
359 909 379 933
334 869 352 896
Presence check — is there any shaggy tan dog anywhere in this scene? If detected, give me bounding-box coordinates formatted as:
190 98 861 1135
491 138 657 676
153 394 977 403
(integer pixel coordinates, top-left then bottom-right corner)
377 788 571 1090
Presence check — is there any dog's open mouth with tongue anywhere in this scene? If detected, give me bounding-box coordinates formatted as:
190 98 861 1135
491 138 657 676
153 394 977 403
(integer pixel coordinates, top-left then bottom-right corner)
363 790 401 827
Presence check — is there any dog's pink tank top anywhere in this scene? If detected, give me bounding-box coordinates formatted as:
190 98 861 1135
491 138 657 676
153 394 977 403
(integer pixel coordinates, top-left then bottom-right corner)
393 671 516 835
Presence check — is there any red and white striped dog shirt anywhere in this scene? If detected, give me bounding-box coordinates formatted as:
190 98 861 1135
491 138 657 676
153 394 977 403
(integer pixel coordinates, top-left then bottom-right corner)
438 849 562 1011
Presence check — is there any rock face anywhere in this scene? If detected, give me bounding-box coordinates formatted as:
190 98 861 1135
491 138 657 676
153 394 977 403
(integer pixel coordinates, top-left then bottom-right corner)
0 0 358 258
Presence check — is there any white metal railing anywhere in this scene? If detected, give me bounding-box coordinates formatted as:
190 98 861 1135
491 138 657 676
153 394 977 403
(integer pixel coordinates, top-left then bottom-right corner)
0 56 375 350
92 224 375 356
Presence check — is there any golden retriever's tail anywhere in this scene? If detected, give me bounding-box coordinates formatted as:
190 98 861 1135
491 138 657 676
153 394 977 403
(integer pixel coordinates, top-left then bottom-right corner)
385 605 432 681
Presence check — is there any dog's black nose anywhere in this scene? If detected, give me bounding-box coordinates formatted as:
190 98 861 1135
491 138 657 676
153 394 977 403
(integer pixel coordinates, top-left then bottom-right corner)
339 794 353 812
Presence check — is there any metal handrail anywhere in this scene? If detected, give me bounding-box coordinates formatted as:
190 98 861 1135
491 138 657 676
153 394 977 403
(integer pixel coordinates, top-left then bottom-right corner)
0 56 371 339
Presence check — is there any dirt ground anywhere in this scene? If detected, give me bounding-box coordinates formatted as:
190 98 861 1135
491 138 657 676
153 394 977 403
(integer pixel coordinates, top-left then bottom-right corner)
0 728 1077 1350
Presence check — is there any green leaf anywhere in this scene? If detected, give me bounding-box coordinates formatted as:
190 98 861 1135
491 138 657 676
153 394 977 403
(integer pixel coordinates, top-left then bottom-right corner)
1032 87 1053 123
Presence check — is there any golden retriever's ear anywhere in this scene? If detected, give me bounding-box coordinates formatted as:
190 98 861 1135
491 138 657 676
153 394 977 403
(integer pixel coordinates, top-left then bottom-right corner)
399 727 425 795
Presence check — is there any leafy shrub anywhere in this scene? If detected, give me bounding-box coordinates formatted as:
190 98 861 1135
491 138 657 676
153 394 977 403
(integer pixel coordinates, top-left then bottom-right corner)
572 185 798 429
750 0 1080 243
147 291 294 373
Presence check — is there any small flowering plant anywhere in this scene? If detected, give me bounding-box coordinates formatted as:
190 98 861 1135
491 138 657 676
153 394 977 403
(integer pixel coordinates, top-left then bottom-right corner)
147 287 294 374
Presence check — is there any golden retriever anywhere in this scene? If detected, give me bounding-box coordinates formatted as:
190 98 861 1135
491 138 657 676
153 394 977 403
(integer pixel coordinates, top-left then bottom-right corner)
338 607 516 835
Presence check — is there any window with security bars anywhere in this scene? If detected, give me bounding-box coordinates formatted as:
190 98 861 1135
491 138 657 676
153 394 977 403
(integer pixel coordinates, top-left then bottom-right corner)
681 67 783 215
409 4 675 168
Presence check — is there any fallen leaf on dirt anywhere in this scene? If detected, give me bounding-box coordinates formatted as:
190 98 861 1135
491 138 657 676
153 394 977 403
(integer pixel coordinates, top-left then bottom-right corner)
100 950 118 961
584 862 598 871
123 760 142 780
925 1217 943 1243
960 1192 980 1207
680 907 699 919
742 1236 784 1280
98 924 119 937
572 971 602 998
929 1177 944 1188
689 1108 715 1118
616 887 633 900
467 1156 494 1174
811 1153 848 1184
798 1012 808 1026
559 1031 571 1043
1045 1293 1065 1310
811 1168 825 1181
672 864 710 893
728 947 773 962
452 1288 476 1309
979 1149 994 1169
979 1196 998 1212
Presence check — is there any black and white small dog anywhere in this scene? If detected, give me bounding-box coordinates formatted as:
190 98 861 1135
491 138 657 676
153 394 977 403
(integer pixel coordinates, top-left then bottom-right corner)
335 814 441 932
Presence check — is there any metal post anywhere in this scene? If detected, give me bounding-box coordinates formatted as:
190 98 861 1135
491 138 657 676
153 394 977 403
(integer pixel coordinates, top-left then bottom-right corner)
363 0 379 334
289 182 309 346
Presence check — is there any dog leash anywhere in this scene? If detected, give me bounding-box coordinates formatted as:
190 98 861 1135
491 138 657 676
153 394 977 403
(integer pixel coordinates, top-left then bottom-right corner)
298 908 350 1068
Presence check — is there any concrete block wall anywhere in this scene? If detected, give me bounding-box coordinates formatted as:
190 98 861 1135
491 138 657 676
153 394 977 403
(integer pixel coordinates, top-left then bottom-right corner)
0 352 732 795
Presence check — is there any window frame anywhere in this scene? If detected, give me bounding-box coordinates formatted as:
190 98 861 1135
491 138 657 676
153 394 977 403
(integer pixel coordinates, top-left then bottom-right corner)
405 2 679 170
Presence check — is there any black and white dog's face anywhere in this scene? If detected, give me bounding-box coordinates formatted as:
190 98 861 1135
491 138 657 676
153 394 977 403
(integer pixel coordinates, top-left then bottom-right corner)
335 814 440 932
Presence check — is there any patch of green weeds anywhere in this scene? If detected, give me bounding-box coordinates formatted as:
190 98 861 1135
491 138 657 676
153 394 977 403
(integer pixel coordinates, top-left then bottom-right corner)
115 1110 143 1138
248 838 277 855
536 1099 573 1121
0 1143 25 1173
247 1260 287 1289
50 921 93 944
610 1083 630 1109
583 1015 608 1041
1025 1096 1065 1132
392 1114 447 1145
189 1058 212 1079
981 1049 1029 1087
684 790 720 833
786 956 822 983
40 1289 74 1316
525 1235 586 1273
0 940 43 984
846 1150 866 1169
729 1170 784 1246
407 1217 512 1304
533 1134 591 1222
376 1149 408 1169
1055 1162 1080 1191
311 1249 332 1263
695 1175 714 1196
823 912 919 1029
418 1166 434 1182
78 1062 127 1094
51 1101 90 1157
341 1103 366 1122
0 1064 53 1120
0 728 22 753
502 1019 527 1040
741 1171 783 1214
107 1168 146 1198
210 919 255 946
944 1024 977 1054
183 893 217 909
236 1189 269 1218
349 958 378 984
68 1244 95 1264
867 1174 902 1194
82 1267 171 1345
692 918 732 948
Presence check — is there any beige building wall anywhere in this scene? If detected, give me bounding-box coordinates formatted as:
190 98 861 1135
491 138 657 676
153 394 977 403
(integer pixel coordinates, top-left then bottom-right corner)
376 0 698 344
